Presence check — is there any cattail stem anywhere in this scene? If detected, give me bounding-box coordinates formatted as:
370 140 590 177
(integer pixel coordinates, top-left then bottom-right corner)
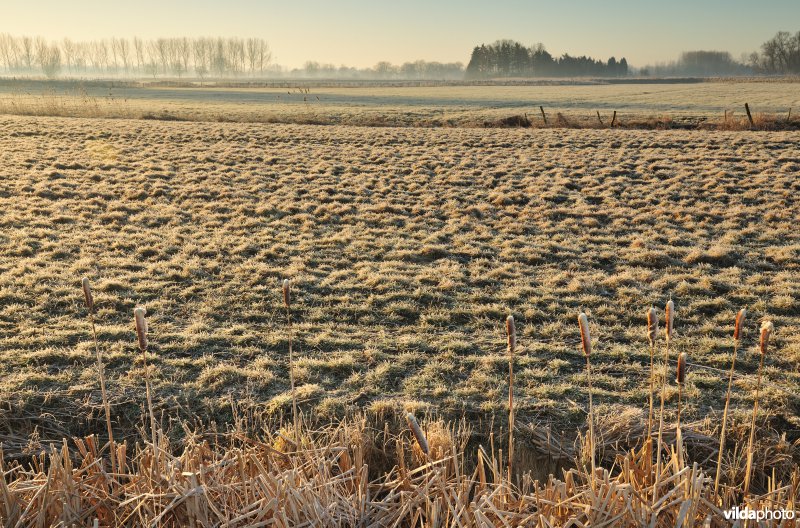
653 301 673 501
586 354 595 486
646 307 658 442
714 340 740 500
675 352 686 432
647 341 655 440
577 312 595 488
506 315 515 486
90 313 116 476
142 348 158 457
744 320 771 496
83 278 116 477
653 337 670 498
134 307 158 460
287 305 299 442
743 353 765 496
284 279 299 443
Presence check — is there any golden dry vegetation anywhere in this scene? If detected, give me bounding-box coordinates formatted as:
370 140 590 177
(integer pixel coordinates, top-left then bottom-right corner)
1 114 799 435
1 108 800 524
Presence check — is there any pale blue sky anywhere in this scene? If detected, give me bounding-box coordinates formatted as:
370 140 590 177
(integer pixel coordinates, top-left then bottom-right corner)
1 0 796 68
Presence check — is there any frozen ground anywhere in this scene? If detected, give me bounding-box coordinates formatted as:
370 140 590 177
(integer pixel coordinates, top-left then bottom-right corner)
0 114 798 441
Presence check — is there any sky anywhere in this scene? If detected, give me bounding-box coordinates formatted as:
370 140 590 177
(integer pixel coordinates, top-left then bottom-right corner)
1 0 797 68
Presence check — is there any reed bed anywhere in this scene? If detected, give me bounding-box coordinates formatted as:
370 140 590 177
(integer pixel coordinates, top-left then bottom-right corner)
0 283 798 526
0 411 797 526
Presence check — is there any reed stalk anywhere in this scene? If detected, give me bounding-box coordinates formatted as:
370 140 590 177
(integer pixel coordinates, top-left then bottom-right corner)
83 278 116 476
134 307 158 459
714 307 746 500
654 299 674 499
284 279 300 443
646 307 658 440
506 315 516 485
675 352 687 431
578 312 595 487
743 320 772 495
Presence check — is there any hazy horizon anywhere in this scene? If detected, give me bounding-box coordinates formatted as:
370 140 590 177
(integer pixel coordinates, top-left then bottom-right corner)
1 0 798 69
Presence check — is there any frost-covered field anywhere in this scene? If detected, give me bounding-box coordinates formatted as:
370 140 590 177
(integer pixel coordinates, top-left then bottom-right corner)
0 79 798 126
0 114 799 439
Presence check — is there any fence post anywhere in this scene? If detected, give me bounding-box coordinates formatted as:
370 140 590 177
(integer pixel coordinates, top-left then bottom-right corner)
539 106 547 126
610 111 617 128
745 103 754 127
596 111 604 126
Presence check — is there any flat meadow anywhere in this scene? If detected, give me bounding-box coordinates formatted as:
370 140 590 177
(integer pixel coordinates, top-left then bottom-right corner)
1 80 799 524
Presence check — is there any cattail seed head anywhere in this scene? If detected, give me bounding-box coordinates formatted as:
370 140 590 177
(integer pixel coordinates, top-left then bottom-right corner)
733 308 747 341
578 312 591 357
406 412 429 455
665 300 674 341
759 321 773 356
134 307 148 352
506 315 516 353
282 279 290 309
676 352 687 384
647 307 658 346
81 277 94 313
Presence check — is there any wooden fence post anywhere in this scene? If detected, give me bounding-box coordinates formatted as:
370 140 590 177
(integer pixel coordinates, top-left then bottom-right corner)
745 103 754 127
539 106 547 126
610 111 617 128
596 111 604 126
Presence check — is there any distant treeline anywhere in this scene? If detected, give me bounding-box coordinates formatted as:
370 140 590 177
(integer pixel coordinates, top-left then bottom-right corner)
752 30 800 74
0 35 272 78
465 40 628 78
288 60 465 80
1 30 799 80
643 51 750 77
642 31 800 76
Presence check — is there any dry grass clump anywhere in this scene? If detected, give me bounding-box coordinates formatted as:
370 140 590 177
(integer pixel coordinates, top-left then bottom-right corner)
0 409 796 525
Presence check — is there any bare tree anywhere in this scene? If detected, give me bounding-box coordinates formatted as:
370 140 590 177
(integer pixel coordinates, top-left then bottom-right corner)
175 37 191 77
61 38 75 73
193 37 210 79
20 36 34 71
0 34 19 72
257 39 271 75
33 38 60 78
74 41 90 72
133 37 145 74
211 37 227 76
113 37 130 74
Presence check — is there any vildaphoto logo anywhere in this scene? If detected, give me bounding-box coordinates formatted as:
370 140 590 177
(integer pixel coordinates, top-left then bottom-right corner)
723 506 795 521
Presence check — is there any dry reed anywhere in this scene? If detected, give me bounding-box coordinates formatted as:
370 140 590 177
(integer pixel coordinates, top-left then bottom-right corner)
506 315 516 485
82 278 116 476
406 412 430 457
654 299 675 502
283 278 300 443
676 351 687 430
743 320 773 495
577 312 595 486
0 294 796 525
134 306 158 454
646 306 658 439
714 307 746 499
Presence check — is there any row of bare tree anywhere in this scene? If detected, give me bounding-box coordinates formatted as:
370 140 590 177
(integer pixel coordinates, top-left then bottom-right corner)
0 35 272 79
752 31 800 74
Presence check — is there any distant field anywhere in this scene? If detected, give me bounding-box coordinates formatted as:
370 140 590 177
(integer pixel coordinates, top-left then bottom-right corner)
0 79 798 127
1 114 798 444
